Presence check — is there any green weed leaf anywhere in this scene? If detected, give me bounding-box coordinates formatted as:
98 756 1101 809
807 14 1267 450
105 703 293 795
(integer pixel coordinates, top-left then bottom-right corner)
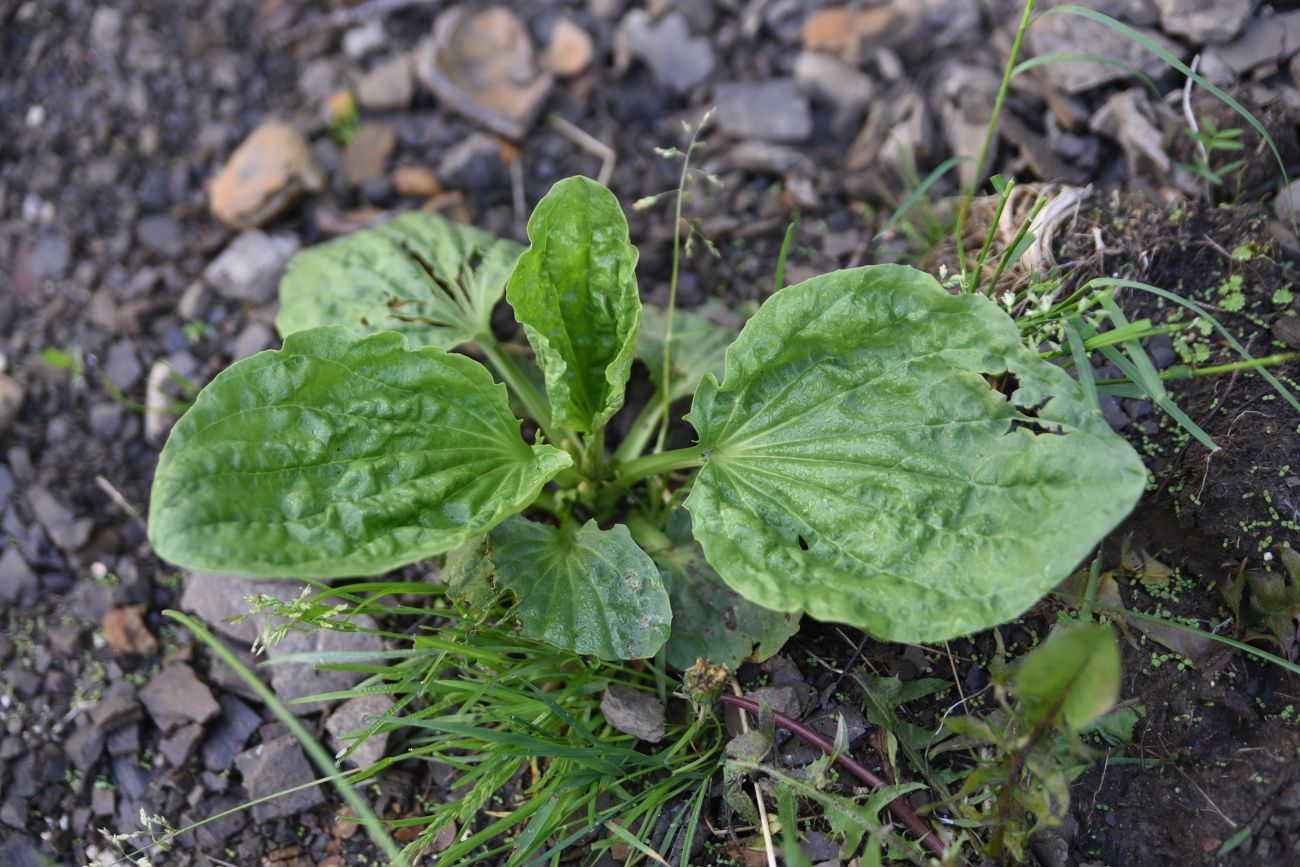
506 176 641 432
650 509 799 671
149 326 570 577
1014 623 1121 731
685 264 1145 643
276 212 522 349
451 517 671 661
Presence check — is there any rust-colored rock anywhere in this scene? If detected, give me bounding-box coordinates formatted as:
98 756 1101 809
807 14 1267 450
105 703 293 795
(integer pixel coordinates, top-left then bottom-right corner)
103 604 160 657
801 5 905 62
208 121 324 228
208 123 322 230
392 165 441 197
541 17 594 77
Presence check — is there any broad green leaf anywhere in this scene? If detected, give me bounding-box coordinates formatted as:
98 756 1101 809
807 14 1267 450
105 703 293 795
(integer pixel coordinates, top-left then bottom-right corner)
645 509 799 671
636 302 739 402
1014 623 1120 731
276 212 522 349
448 516 671 661
149 326 570 578
685 264 1146 644
506 176 641 432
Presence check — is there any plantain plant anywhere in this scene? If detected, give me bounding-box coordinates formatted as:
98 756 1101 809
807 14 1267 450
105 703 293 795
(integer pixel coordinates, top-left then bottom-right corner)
148 175 1145 662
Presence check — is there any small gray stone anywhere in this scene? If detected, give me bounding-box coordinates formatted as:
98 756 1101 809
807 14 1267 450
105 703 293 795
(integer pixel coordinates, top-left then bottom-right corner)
27 486 93 551
65 724 105 771
714 80 812 143
179 571 306 644
90 6 123 54
29 233 70 280
234 735 326 821
1154 0 1255 45
139 663 220 731
1028 15 1183 93
343 18 386 60
90 681 141 731
136 214 185 258
102 340 143 391
159 722 205 766
1275 179 1300 223
617 10 714 94
203 694 263 772
232 321 275 361
600 685 665 743
436 132 507 194
91 787 115 817
794 50 874 115
354 52 415 112
177 281 211 321
203 229 301 305
745 685 802 718
325 694 394 768
267 615 384 714
0 546 36 606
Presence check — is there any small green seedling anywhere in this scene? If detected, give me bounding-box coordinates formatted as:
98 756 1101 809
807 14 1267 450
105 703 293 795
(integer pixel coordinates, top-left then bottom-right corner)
147 176 1145 660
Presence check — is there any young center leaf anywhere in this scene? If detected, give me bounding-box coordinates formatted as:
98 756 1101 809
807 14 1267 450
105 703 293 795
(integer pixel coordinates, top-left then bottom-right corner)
447 517 671 661
276 212 522 349
149 326 571 578
1014 623 1121 731
506 176 641 433
684 264 1147 644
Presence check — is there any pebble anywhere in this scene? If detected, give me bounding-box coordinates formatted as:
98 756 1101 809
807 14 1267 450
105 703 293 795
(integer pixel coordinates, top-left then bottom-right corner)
343 18 386 60
209 121 325 229
89 6 123 54
0 375 24 433
1218 11 1300 74
616 10 714 94
794 50 874 116
143 360 178 446
158 722 205 766
27 485 93 552
135 214 185 258
714 79 813 143
541 17 595 77
203 694 262 772
266 615 384 714
176 281 211 321
0 547 38 606
232 321 276 361
30 233 71 282
65 723 105 772
89 681 142 731
416 7 553 140
234 735 326 822
1154 0 1255 44
343 123 398 187
102 340 142 391
203 229 301 305
437 132 508 194
138 663 221 731
1027 15 1183 94
180 571 307 644
600 685 665 742
325 694 394 768
354 53 416 112
392 165 441 198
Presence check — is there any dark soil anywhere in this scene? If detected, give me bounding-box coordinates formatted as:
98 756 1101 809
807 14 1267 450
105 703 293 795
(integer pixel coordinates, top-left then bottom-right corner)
4 1 1300 866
